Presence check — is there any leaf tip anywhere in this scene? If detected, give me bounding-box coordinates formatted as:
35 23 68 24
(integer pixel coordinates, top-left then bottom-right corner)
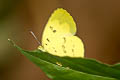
8 38 16 47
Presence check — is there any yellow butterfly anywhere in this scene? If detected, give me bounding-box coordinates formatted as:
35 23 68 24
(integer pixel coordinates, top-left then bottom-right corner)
38 8 84 57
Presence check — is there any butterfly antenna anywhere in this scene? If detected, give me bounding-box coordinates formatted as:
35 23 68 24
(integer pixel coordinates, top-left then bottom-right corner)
30 31 41 45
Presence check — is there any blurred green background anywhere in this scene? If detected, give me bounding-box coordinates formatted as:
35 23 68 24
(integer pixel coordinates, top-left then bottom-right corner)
0 0 120 80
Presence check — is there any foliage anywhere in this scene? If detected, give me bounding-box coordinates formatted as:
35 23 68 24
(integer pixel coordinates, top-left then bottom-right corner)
9 40 120 80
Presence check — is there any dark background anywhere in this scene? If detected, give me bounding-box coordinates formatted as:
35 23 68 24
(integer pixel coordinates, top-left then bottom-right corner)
0 0 120 80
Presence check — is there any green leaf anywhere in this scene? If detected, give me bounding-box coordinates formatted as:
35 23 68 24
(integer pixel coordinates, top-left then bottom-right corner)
9 40 120 80
111 63 120 70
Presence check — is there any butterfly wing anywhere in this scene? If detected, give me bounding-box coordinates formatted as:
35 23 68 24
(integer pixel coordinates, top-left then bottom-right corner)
38 8 84 57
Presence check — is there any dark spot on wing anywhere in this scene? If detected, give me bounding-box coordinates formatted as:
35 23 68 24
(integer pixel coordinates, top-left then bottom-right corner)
64 50 66 53
50 26 57 33
50 26 53 30
55 50 57 52
72 45 75 56
72 49 74 52
46 38 50 42
53 30 56 33
45 43 47 45
62 45 65 48
52 47 57 52
62 45 66 53
63 37 66 43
